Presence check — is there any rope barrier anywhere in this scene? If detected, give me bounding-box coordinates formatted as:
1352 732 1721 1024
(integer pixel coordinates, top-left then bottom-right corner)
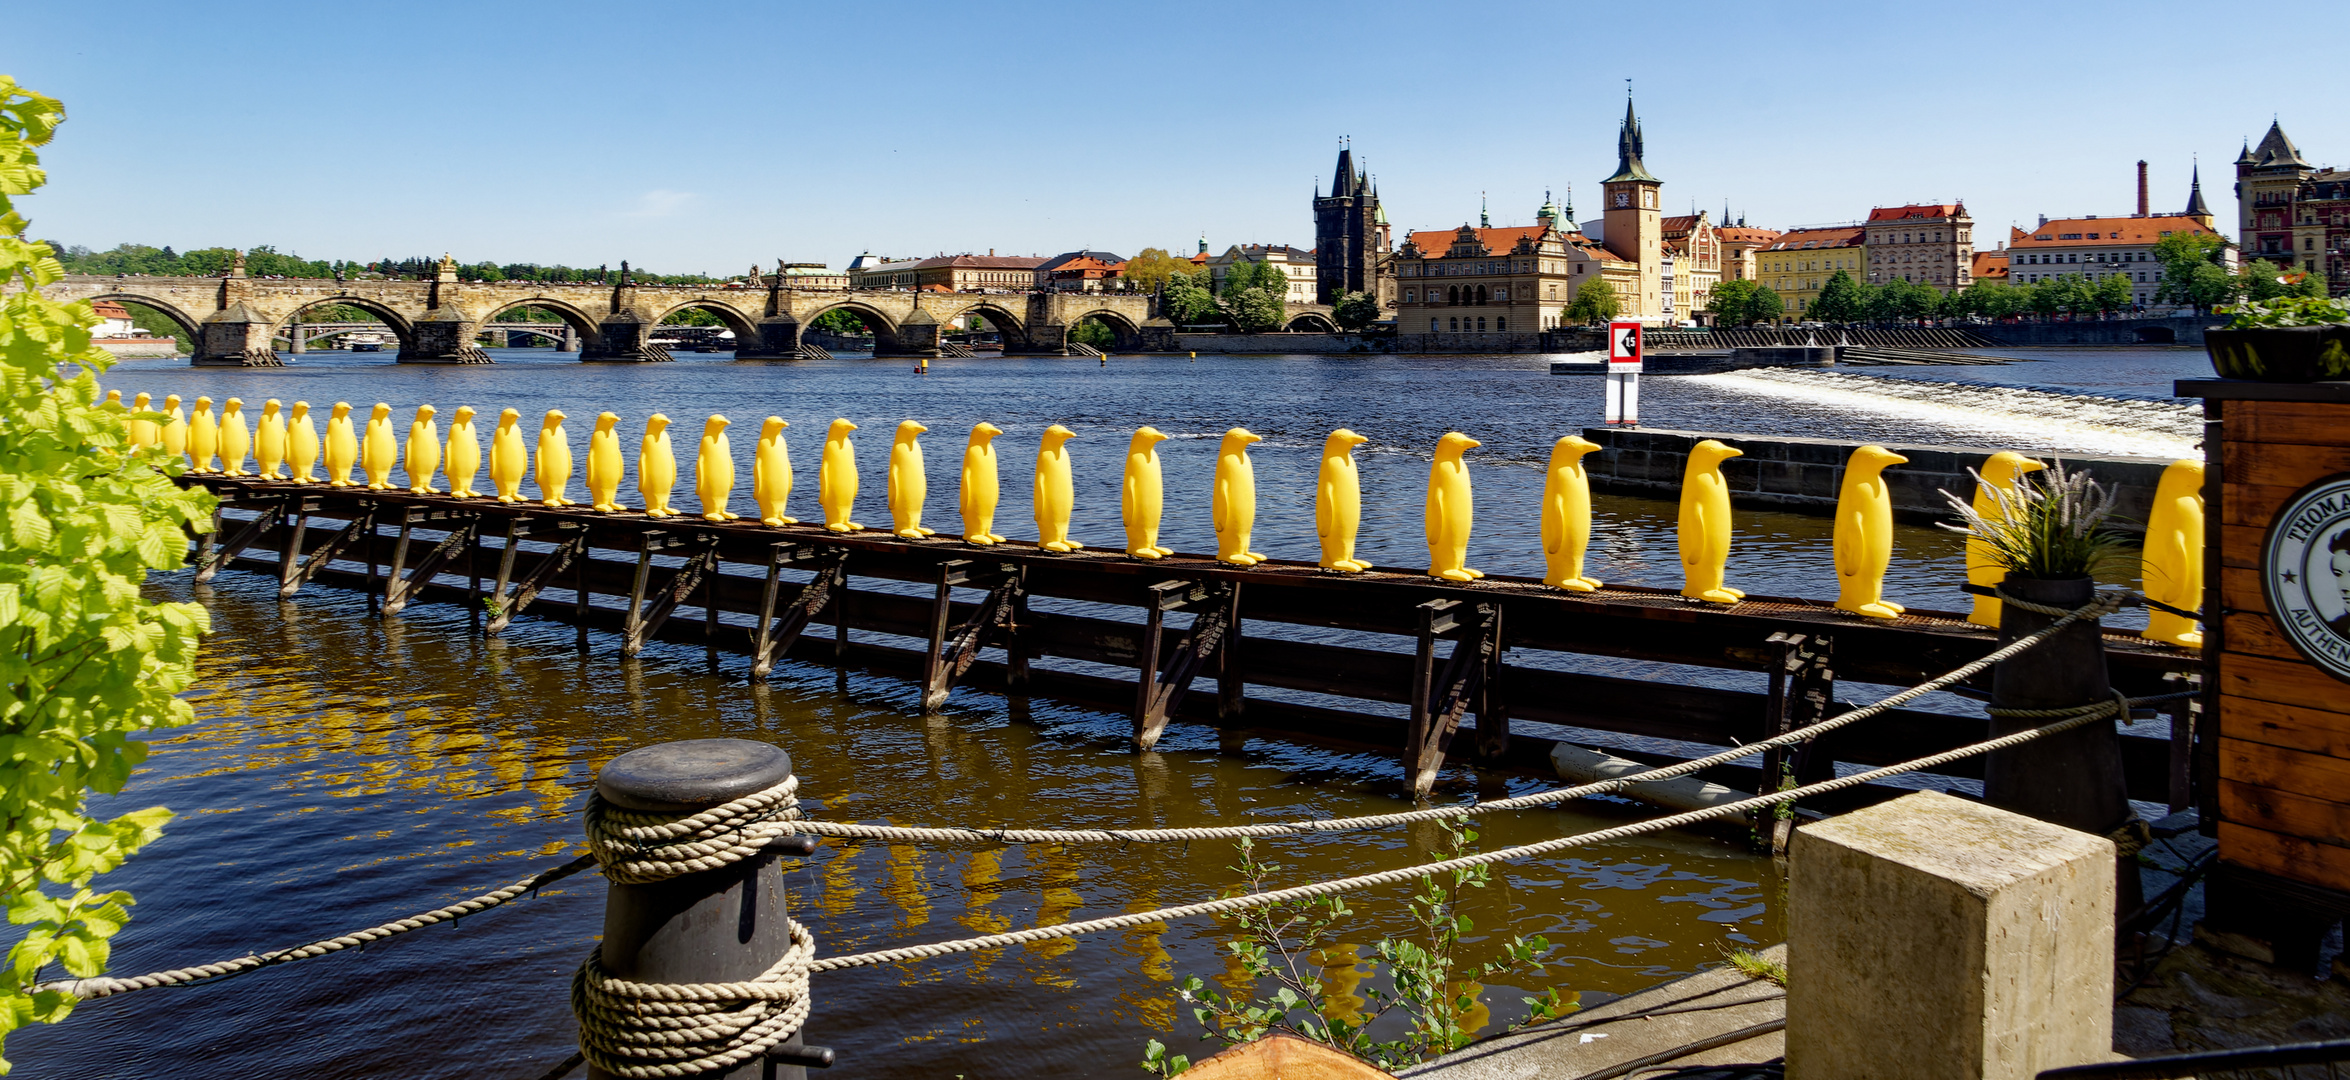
807 690 2140 973
784 589 2130 848
571 776 815 1079
38 853 598 1001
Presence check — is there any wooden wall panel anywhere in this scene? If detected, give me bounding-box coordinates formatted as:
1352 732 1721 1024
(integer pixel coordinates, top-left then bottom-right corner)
2219 735 2350 801
2220 439 2350 490
2219 779 2350 850
2216 822 2350 894
2220 693 2350 757
2217 652 2347 712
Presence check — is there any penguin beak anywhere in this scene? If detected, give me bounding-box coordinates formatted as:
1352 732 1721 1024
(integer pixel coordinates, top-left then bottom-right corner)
1345 433 1368 446
1883 452 1909 466
1240 432 1262 445
1463 437 1482 449
908 423 928 435
551 410 566 421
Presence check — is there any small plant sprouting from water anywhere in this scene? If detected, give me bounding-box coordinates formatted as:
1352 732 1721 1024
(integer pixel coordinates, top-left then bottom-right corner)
1939 461 2134 580
1139 825 1571 1076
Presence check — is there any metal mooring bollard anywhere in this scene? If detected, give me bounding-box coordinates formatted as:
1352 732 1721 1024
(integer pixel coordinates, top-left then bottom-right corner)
588 739 830 1080
1983 575 2143 917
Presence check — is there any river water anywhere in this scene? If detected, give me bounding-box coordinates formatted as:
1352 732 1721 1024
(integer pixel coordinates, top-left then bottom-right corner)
21 345 2210 1079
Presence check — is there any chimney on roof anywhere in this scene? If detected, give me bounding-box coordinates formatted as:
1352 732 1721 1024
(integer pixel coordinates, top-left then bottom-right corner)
2038 214 2048 228
2136 160 2149 217
989 248 995 256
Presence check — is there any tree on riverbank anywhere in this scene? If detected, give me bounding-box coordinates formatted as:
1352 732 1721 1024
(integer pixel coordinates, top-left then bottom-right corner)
1163 271 1221 327
1122 248 1191 292
1809 271 1866 323
0 77 215 1070
1565 276 1620 324
1329 289 1381 332
47 243 726 285
2152 232 2235 315
1219 261 1289 333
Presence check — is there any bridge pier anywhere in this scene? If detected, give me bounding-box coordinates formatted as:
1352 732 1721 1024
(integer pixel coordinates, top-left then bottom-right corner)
398 309 493 364
561 324 580 352
288 319 306 354
734 314 803 360
877 307 940 358
582 311 673 363
1005 322 1066 356
195 303 287 367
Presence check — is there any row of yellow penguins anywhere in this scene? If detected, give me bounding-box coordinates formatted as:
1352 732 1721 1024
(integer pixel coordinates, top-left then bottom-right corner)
109 390 2203 648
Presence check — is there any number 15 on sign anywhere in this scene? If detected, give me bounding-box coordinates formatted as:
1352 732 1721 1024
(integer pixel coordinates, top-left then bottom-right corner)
1606 320 1641 425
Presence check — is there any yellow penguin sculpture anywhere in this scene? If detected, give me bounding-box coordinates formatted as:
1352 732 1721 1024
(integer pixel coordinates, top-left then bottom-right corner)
255 399 286 479
535 410 575 507
753 418 794 526
323 402 359 487
586 411 625 512
1212 428 1265 566
405 405 442 494
1678 439 1745 604
1963 452 2047 627
361 403 398 489
1426 431 1483 582
445 406 481 498
102 387 123 421
218 398 251 476
490 408 528 503
287 402 318 483
960 422 1005 545
1541 435 1604 591
639 414 677 517
188 396 219 472
1122 426 1172 559
696 415 740 521
160 394 188 463
819 418 863 532
2141 459 2205 648
1034 424 1082 552
129 392 157 450
1315 429 1370 573
1832 445 1911 619
888 421 934 538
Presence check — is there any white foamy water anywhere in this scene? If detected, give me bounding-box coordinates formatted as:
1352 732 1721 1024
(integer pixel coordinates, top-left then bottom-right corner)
1684 369 2201 458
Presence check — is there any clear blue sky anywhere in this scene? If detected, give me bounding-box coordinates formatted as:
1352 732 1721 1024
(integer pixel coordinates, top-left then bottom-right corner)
14 0 2342 273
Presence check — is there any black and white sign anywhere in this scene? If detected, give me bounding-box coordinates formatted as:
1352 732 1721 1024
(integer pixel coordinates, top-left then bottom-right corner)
2263 474 2350 683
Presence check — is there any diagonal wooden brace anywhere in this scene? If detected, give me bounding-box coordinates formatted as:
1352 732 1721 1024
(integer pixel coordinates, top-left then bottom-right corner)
624 537 719 658
921 560 1017 711
1132 579 1238 751
194 499 289 584
752 549 846 680
382 517 480 616
486 526 589 635
1408 599 1496 796
279 507 375 598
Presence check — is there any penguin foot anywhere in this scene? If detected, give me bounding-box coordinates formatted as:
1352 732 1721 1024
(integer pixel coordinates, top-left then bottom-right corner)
1341 559 1373 572
1152 546 1174 557
1684 588 1742 605
329 480 353 488
703 512 730 523
542 499 565 508
596 503 619 513
496 494 517 503
987 533 1007 544
1219 554 1259 566
917 527 936 537
367 482 389 490
1552 577 1598 593
762 516 788 527
826 523 853 533
1245 551 1266 562
1840 602 1903 619
1579 576 1604 591
1043 541 1075 553
1129 549 1163 560
1722 587 1746 599
846 521 863 531
449 490 472 499
724 511 741 520
896 528 926 539
1464 568 1485 579
965 534 996 545
1881 601 1906 614
1434 568 1476 582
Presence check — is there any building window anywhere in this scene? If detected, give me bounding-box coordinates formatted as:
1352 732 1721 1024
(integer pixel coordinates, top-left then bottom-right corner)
1477 317 1487 331
1448 286 1460 305
1448 317 1458 331
1496 317 1506 331
1431 318 1439 331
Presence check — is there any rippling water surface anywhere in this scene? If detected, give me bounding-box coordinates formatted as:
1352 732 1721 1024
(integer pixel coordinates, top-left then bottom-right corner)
23 346 2202 1078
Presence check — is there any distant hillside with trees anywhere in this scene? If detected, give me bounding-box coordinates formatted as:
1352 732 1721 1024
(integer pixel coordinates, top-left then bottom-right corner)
46 242 727 285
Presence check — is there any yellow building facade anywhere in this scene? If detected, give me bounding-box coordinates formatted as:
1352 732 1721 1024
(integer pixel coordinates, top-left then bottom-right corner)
1758 226 1866 318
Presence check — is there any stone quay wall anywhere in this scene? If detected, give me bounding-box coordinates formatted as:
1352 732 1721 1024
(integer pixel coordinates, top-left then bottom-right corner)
1578 426 2176 528
1166 332 1391 354
1970 315 2210 347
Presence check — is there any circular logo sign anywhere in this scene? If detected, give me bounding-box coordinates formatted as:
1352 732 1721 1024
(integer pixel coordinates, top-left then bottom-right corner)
2263 474 2350 683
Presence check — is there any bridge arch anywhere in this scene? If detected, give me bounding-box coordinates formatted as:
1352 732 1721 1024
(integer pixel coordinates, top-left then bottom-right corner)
81 292 203 348
478 297 602 351
953 301 1029 352
802 300 901 354
1067 309 1144 351
279 296 416 350
652 299 760 346
1285 312 1338 333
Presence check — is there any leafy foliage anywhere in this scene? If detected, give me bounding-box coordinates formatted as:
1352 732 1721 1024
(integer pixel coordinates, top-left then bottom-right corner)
0 76 215 1071
1162 271 1222 327
1940 460 2131 580
2238 258 2329 304
1707 278 1760 325
1070 316 1119 349
1564 275 1619 324
1808 271 1867 324
2220 295 2350 329
1330 290 1382 333
1123 248 1194 292
1142 828 1568 1075
2151 232 2236 315
47 241 722 285
1218 261 1290 334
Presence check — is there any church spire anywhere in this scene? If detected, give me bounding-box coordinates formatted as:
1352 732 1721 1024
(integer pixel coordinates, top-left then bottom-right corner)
1331 138 1357 198
1480 192 1489 229
1603 90 1659 184
2184 159 2213 220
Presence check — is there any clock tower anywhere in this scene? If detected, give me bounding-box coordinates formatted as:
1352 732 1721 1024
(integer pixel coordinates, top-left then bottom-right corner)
1601 94 1663 316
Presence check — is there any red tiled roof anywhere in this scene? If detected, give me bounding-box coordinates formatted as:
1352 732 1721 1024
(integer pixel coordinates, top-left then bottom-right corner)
91 299 132 319
1971 250 2008 280
2008 215 2221 248
1868 203 1966 222
1717 227 1782 245
1404 225 1549 254
914 254 1047 270
1764 226 1864 251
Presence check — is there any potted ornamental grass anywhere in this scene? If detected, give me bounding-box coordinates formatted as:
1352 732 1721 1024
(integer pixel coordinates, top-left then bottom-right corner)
1942 460 2135 594
2205 296 2350 381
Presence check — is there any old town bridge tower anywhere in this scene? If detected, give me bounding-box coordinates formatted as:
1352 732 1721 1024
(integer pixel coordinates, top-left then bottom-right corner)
1314 141 1393 307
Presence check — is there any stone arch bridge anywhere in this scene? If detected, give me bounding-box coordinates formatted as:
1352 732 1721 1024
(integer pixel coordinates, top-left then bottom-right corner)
39 270 1261 365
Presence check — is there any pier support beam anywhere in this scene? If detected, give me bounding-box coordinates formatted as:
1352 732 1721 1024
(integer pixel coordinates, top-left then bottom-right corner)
737 314 804 360
399 307 492 364
1787 790 2114 1080
582 311 673 362
194 303 286 367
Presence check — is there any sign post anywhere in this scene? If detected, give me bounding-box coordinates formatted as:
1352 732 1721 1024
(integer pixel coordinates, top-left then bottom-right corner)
1605 320 1642 425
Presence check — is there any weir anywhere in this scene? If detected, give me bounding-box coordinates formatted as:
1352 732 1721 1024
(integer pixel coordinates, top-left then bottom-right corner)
182 473 2199 808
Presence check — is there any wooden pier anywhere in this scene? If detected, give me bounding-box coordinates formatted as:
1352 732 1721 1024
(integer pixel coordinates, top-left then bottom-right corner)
183 475 2202 812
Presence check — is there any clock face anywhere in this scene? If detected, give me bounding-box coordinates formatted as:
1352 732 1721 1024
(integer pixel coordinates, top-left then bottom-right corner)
1613 191 1630 208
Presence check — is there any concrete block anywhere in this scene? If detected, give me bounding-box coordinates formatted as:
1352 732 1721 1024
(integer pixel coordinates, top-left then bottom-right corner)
1787 790 2115 1080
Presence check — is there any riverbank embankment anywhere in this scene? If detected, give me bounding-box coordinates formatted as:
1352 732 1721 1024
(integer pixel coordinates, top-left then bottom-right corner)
1578 427 2176 528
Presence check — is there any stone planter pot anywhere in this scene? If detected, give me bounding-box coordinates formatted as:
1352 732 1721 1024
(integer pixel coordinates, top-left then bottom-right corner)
2205 325 2350 381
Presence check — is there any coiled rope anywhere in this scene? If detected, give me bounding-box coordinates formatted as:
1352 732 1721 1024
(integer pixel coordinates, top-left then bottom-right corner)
808 689 2142 973
786 588 2132 848
570 775 816 1079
